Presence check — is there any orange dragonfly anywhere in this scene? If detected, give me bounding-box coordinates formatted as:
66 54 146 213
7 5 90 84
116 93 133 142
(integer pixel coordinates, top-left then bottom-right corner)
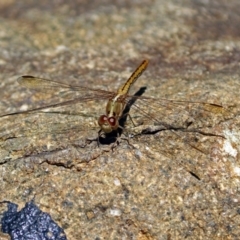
0 60 224 148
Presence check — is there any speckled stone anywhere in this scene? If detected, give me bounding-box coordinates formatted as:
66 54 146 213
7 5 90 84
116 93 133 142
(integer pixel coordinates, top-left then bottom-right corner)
0 0 240 239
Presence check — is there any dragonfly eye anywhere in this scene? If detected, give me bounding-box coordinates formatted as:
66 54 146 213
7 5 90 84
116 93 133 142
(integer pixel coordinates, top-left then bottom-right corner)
98 115 108 125
108 117 116 127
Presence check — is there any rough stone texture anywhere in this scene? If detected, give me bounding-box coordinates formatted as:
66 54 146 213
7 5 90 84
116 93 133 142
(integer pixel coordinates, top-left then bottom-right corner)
0 0 240 239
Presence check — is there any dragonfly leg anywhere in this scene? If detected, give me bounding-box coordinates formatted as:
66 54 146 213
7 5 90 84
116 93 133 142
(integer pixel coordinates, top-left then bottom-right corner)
86 127 135 149
115 127 136 149
119 112 136 129
128 113 137 127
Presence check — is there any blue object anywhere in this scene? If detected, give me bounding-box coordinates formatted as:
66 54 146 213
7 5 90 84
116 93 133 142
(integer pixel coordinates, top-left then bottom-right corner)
1 201 67 240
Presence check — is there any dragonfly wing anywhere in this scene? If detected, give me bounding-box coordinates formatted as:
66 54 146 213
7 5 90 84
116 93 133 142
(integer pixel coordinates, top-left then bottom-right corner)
0 109 103 164
18 76 72 91
124 95 225 129
121 95 226 155
0 76 116 117
18 76 115 97
0 110 98 139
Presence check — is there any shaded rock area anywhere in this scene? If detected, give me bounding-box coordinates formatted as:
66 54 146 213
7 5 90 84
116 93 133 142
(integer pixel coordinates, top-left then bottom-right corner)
0 0 240 239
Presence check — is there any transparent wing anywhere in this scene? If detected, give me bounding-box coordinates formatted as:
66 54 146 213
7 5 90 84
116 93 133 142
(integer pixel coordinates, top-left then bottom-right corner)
18 76 113 96
124 95 225 130
1 76 114 143
0 111 99 140
120 94 226 156
0 110 100 162
1 76 117 117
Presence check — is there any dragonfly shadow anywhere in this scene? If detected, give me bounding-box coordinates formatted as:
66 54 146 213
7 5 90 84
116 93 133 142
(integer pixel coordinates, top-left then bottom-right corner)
98 87 147 145
119 86 147 129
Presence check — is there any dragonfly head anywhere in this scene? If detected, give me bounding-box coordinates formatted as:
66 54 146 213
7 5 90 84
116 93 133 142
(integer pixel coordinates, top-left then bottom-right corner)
98 115 119 133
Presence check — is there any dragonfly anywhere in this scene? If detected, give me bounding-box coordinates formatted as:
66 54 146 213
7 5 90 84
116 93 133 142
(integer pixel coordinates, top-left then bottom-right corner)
0 60 224 149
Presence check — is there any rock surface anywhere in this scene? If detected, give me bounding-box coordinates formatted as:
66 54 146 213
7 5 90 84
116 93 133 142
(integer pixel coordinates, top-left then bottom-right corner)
0 0 240 239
